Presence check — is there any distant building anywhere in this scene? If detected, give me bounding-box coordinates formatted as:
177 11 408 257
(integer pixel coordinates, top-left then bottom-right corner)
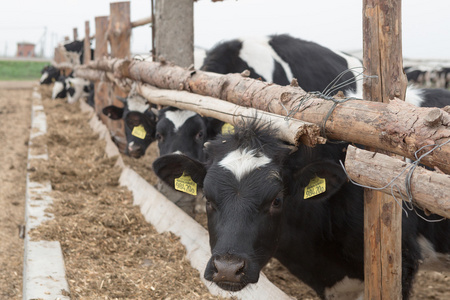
16 42 35 57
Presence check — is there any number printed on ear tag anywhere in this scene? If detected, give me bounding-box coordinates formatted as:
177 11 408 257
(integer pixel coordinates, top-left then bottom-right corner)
221 123 235 135
174 172 197 195
132 125 146 139
304 176 326 199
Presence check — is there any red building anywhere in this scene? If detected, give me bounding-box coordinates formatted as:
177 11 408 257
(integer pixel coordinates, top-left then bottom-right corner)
16 42 35 57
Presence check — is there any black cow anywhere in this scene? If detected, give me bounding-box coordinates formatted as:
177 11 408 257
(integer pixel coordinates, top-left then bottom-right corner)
153 119 449 299
40 65 60 85
201 34 363 94
102 92 157 158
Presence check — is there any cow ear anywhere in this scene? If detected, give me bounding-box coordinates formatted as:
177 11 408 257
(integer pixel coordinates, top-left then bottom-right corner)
102 106 124 120
293 160 347 201
125 111 143 128
153 154 206 189
203 117 225 139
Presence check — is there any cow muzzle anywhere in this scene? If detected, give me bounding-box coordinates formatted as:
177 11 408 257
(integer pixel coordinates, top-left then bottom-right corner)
204 254 258 292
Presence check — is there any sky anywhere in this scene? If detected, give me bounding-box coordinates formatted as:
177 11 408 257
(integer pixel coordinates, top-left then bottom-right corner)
1 0 449 61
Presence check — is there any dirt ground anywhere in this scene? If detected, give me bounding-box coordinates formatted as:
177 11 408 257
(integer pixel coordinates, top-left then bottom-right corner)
0 81 449 299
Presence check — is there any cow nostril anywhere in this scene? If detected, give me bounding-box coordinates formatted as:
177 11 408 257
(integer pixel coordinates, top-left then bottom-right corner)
212 256 246 282
235 261 245 275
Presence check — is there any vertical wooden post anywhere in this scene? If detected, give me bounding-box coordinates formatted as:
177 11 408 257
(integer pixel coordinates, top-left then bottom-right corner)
83 21 91 64
106 1 132 153
154 0 193 67
363 0 407 299
94 16 114 133
73 28 78 41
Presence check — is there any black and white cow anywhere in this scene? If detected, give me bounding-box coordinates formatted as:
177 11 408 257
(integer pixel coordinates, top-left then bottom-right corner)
63 40 94 64
102 91 157 158
152 119 449 300
52 75 93 105
114 35 362 161
40 65 60 85
51 74 71 99
201 34 363 95
155 107 224 161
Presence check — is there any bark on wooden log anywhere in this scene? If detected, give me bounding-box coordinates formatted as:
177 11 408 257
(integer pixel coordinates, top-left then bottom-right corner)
137 83 325 147
75 58 450 174
345 145 450 219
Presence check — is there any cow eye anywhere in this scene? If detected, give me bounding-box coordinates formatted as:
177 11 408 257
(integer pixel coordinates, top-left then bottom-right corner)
196 130 204 140
271 197 282 209
155 132 163 142
205 199 216 213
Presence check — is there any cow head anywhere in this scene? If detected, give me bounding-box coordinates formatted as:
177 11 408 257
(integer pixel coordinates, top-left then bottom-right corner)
155 107 223 161
52 75 68 99
102 93 157 158
40 65 60 85
152 119 349 292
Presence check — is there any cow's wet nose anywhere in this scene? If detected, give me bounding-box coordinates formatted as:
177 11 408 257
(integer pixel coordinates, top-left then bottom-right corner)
128 142 143 158
212 256 245 283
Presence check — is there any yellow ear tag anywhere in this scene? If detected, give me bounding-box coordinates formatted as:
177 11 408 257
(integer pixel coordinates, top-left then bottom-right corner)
304 176 326 199
51 77 56 82
221 123 235 135
131 125 146 139
174 172 197 195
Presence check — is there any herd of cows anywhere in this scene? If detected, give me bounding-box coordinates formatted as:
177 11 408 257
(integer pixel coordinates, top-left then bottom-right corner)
39 34 449 299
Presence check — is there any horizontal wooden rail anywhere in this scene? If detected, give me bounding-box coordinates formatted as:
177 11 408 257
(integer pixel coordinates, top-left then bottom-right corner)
345 145 450 218
137 83 325 147
74 58 450 174
131 16 152 28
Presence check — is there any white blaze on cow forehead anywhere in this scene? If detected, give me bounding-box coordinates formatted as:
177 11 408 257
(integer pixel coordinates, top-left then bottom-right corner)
52 81 64 99
164 110 197 132
127 94 150 113
324 276 364 300
239 37 293 83
40 72 49 83
219 148 271 181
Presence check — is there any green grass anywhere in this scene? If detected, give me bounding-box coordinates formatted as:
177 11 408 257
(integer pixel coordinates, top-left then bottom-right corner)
0 60 51 80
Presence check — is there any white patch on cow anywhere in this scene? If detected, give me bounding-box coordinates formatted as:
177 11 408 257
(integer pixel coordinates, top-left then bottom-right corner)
164 110 197 132
52 81 64 99
40 72 49 84
405 86 424 107
194 47 207 70
127 94 149 113
219 148 271 181
417 235 450 272
324 276 364 300
239 37 293 83
66 77 90 104
345 85 427 109
331 50 363 95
